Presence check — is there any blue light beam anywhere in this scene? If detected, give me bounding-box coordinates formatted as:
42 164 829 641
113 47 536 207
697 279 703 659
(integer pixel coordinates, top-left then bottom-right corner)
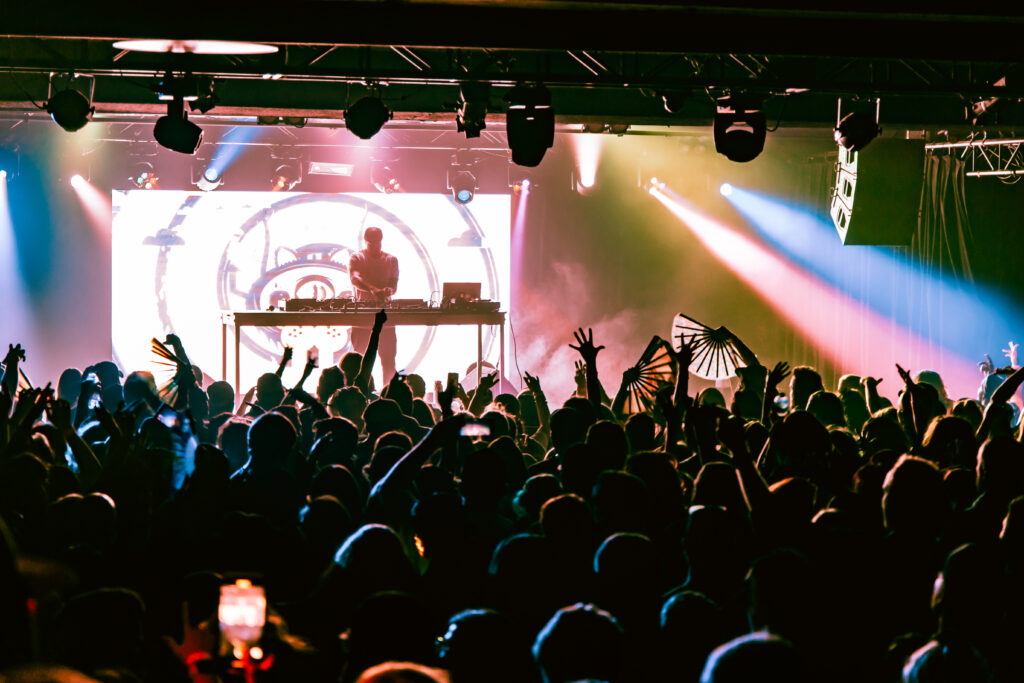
723 185 1023 363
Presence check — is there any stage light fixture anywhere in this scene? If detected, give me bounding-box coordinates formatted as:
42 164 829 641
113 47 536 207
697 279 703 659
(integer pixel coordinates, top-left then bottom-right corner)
45 74 95 132
457 82 490 138
448 157 478 204
505 84 555 167
195 164 222 191
154 96 203 155
661 91 687 114
345 95 391 140
713 94 767 163
189 78 218 114
834 99 881 152
46 89 94 132
371 161 401 194
580 122 606 134
69 174 86 189
719 182 733 197
270 162 301 191
608 123 630 135
130 162 159 190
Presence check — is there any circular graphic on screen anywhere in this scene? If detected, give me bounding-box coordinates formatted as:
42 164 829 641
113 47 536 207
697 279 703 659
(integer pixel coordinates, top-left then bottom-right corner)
152 193 500 376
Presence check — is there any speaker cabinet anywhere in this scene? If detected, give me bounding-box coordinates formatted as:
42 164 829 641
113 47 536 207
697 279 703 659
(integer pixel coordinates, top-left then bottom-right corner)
829 139 926 245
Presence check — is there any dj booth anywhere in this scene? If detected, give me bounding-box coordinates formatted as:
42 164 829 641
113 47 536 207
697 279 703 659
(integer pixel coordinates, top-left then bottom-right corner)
220 307 506 392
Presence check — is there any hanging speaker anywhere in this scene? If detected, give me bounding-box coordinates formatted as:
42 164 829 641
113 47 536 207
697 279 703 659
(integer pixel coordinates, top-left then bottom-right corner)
829 139 926 245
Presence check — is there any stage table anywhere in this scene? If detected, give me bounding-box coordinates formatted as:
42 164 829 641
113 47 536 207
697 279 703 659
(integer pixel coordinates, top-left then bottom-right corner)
221 310 505 392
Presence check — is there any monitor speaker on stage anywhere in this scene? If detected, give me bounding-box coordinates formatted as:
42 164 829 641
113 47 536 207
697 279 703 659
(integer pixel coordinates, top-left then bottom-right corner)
829 138 926 245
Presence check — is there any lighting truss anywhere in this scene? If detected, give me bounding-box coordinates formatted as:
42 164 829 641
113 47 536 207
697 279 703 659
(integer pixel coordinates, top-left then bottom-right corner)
926 135 1024 178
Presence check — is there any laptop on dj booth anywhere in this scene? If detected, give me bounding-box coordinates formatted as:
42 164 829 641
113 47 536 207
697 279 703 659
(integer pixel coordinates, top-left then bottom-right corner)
441 282 482 305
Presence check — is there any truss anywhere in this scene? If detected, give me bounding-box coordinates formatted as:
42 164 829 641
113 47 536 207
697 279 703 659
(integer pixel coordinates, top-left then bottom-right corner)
927 136 1024 179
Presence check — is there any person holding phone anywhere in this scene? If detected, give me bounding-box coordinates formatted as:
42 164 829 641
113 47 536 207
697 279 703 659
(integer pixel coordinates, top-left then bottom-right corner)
349 227 399 382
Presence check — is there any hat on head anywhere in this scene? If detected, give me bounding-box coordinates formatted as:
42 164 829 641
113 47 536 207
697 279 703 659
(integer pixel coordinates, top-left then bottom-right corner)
365 227 383 243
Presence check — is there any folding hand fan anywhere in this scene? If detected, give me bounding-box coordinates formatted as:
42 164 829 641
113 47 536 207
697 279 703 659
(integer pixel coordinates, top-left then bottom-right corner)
671 313 744 381
622 336 677 415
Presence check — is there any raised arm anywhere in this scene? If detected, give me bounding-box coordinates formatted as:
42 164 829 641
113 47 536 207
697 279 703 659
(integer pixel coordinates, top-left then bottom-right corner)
977 365 1024 442
355 309 388 393
274 346 294 379
523 371 551 442
762 361 791 426
1 344 25 397
720 326 759 369
569 327 605 410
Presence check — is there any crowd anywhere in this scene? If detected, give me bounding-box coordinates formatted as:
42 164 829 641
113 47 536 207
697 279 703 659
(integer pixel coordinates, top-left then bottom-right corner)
0 311 1022 683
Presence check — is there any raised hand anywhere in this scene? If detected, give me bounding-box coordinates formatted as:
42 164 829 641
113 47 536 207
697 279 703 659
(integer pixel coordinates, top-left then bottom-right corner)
896 363 914 387
478 371 499 393
47 397 73 435
766 361 791 389
281 346 294 366
862 375 883 391
569 328 605 365
3 344 25 366
1005 341 1020 368
523 371 543 396
437 379 455 417
574 361 587 390
666 335 694 369
979 355 996 376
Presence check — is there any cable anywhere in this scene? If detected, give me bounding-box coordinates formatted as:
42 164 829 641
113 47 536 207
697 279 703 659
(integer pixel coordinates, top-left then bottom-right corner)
507 310 523 387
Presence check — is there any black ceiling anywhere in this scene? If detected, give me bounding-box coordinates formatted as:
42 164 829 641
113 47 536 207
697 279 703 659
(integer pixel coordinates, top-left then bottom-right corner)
2 2 1023 132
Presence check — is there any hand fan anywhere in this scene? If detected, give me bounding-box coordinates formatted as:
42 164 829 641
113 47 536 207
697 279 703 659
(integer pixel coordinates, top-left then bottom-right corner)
622 336 677 415
671 313 743 381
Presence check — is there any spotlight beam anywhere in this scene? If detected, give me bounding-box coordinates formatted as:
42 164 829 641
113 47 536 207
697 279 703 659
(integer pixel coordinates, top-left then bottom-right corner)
722 185 1024 364
649 184 978 398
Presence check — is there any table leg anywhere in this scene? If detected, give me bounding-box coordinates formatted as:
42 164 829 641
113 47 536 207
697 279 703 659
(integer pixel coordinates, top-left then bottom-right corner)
221 321 227 381
234 323 241 396
477 323 483 387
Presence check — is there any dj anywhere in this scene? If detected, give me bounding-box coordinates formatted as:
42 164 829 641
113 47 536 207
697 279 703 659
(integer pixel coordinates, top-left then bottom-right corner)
349 226 399 382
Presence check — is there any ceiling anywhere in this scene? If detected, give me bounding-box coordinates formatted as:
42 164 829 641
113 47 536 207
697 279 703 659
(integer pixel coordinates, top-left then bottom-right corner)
2 2 1023 134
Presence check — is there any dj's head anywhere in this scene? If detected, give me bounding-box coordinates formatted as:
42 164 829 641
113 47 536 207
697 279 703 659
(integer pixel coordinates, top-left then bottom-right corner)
364 227 383 254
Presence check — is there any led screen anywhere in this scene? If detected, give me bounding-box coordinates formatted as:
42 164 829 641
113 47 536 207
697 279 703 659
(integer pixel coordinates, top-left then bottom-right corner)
112 191 510 393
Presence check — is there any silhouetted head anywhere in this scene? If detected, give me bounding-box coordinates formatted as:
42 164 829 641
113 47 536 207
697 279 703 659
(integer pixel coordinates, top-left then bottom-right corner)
915 370 950 405
365 226 384 255
246 412 296 466
438 609 534 683
255 373 285 410
586 420 629 471
976 435 1024 499
88 361 123 389
57 368 82 404
701 631 809 683
790 366 823 411
901 639 992 683
533 603 624 683
123 371 158 406
882 455 950 538
513 474 563 523
625 413 656 453
838 374 862 395
806 390 845 428
951 399 983 432
340 352 363 386
383 379 414 415
206 380 234 416
363 399 404 436
550 408 587 454
404 373 426 399
355 662 450 683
